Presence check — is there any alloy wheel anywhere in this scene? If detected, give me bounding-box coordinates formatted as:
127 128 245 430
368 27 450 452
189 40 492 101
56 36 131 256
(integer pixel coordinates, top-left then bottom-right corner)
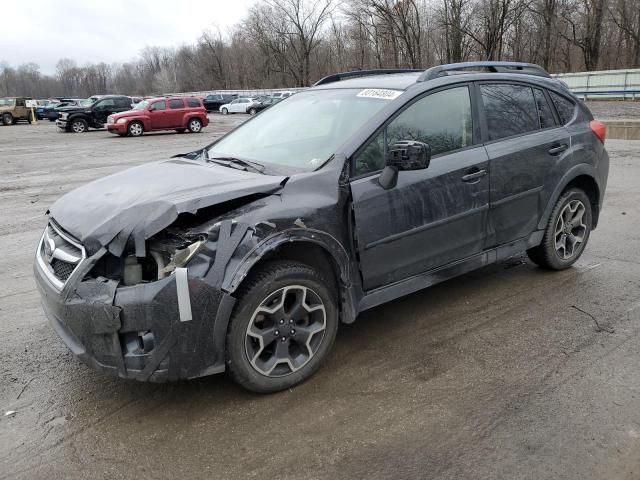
189 119 201 132
555 199 587 260
129 122 143 136
71 120 86 133
245 285 326 377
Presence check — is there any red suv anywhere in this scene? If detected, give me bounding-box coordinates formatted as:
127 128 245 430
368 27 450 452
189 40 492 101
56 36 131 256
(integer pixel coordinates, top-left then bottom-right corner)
107 96 209 137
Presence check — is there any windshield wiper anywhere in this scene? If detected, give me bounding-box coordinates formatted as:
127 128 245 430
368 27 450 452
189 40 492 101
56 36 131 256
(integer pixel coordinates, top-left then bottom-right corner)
207 155 265 174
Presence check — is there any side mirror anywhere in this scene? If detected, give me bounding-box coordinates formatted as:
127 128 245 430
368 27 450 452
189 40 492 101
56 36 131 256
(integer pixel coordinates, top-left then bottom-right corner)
378 141 431 190
387 140 431 171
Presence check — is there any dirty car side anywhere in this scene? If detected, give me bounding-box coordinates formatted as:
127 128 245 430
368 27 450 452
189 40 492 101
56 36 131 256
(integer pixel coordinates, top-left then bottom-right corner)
33 68 609 383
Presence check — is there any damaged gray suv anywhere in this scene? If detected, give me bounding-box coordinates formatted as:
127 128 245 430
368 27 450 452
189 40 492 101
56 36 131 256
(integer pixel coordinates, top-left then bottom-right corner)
34 62 609 393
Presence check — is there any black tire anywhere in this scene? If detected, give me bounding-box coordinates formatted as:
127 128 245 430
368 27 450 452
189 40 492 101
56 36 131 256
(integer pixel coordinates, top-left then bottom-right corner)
69 118 88 133
527 188 592 270
2 113 12 125
187 118 202 133
226 261 338 393
27 111 34 124
248 108 257 115
221 107 228 115
128 121 144 137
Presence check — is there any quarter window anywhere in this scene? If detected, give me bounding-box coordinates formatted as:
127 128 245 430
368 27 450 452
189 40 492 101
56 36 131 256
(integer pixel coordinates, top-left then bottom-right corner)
169 99 184 109
533 88 556 129
549 91 576 125
480 84 539 140
354 86 473 176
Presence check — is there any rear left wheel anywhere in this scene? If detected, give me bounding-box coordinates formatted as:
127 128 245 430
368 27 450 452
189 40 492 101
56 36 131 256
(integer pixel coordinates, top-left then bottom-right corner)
188 118 202 133
2 113 13 125
527 188 592 270
226 261 338 393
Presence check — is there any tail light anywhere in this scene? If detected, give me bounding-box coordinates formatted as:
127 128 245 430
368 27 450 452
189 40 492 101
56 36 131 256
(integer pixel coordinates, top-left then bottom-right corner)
590 120 606 143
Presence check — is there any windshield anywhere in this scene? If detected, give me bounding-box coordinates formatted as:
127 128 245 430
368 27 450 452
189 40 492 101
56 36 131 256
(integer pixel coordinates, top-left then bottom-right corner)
0 98 16 107
133 100 148 110
208 88 396 171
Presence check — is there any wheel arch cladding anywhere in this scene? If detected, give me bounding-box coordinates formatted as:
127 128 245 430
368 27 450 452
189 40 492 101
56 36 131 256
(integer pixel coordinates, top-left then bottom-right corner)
563 174 600 227
538 164 602 230
222 229 357 324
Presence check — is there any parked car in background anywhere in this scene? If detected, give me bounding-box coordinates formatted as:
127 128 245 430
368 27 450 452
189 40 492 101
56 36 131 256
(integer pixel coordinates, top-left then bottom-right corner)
56 95 134 132
271 91 294 101
247 96 277 115
203 93 237 112
0 97 34 125
219 97 255 114
107 96 209 136
38 98 82 121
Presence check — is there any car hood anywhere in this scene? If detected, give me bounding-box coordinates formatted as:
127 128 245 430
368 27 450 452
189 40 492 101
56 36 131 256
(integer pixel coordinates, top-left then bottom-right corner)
110 110 137 120
49 158 288 257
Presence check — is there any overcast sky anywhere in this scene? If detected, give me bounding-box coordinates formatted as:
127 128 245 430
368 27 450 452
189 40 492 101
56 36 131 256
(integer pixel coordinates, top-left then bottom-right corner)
2 0 257 74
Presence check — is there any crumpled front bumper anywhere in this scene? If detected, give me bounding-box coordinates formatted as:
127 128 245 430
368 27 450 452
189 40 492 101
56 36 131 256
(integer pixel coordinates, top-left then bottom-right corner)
34 256 233 382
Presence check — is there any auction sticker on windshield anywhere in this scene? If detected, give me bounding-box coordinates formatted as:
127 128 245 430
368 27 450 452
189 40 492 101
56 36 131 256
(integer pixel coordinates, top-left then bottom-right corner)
356 89 402 100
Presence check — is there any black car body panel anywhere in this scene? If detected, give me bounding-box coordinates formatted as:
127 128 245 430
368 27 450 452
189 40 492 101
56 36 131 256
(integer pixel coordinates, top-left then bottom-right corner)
34 63 610 382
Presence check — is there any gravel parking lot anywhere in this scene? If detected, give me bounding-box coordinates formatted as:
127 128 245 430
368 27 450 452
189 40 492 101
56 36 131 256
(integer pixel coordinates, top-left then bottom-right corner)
1 111 640 480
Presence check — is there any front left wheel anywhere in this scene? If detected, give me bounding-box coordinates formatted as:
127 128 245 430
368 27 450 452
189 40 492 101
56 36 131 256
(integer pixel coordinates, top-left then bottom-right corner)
128 121 144 137
226 261 338 393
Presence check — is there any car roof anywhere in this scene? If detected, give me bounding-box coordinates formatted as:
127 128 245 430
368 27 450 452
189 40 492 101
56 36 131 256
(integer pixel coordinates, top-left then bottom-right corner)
309 62 570 95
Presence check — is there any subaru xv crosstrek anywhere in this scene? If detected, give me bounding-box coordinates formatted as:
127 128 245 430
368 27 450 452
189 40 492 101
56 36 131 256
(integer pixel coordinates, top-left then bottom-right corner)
34 62 609 393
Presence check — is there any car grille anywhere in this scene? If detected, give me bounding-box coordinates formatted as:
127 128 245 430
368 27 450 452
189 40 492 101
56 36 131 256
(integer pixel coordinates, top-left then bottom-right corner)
37 222 86 289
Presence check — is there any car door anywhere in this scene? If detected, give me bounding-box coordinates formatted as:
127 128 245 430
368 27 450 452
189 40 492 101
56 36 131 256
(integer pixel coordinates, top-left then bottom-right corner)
478 83 569 247
93 98 116 124
168 98 185 127
350 85 490 291
148 100 169 129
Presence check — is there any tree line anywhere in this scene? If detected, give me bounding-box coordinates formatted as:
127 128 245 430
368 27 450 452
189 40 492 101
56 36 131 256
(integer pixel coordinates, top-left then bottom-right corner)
1 0 638 98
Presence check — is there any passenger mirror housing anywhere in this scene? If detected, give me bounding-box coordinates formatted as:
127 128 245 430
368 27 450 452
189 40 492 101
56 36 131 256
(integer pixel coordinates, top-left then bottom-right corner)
378 166 398 190
387 141 431 171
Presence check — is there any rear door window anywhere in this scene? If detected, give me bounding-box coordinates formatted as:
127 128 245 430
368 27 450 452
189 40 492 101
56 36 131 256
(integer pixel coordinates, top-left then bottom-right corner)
533 88 556 129
480 84 539 141
169 99 184 109
549 91 576 125
187 98 200 108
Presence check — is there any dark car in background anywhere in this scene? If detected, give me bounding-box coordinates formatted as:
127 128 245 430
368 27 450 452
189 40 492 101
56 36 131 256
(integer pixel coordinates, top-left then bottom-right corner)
56 95 134 132
203 93 237 112
247 96 277 115
38 98 83 121
34 62 608 393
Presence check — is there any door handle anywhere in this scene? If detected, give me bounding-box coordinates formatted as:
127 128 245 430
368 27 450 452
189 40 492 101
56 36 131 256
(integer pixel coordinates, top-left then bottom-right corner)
461 168 487 183
548 143 568 155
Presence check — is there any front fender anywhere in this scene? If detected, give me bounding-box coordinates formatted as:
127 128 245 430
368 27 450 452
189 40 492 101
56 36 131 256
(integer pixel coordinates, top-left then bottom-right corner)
221 227 352 293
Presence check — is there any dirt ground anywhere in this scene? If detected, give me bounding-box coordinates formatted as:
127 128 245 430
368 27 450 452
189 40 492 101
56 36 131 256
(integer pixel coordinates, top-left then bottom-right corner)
1 109 640 480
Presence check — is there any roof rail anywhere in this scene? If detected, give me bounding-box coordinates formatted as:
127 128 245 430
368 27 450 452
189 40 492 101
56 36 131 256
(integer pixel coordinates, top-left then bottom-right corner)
314 69 422 86
417 61 550 82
